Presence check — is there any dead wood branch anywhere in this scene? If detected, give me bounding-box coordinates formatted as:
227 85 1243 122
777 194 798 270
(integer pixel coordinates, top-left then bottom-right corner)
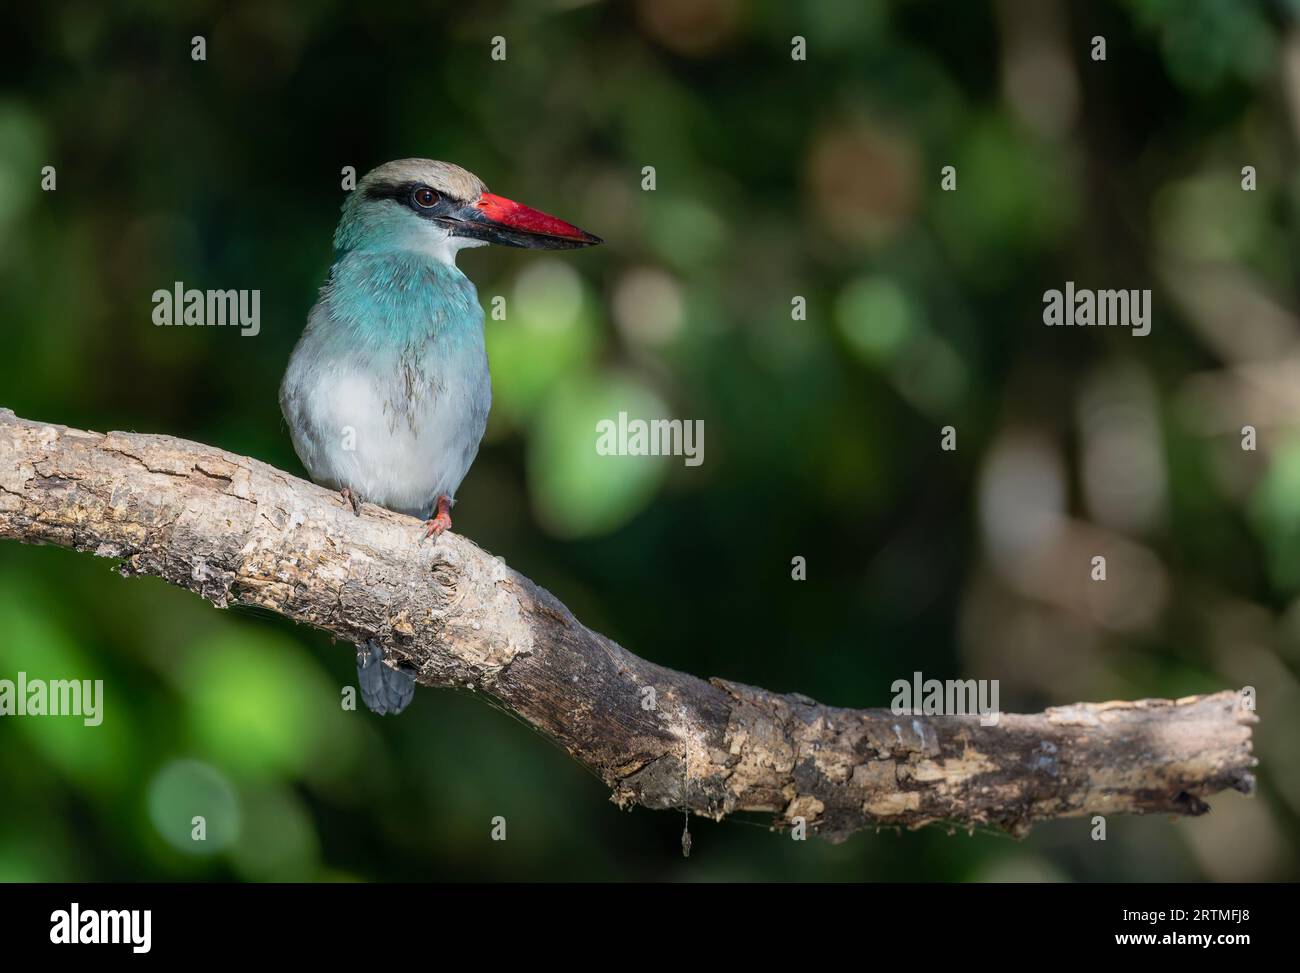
0 408 1257 841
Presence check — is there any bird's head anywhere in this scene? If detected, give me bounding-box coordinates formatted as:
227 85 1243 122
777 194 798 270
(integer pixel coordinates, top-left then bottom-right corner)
335 159 602 264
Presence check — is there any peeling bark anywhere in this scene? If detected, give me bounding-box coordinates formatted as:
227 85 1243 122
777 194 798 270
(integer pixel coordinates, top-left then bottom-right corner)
0 408 1258 841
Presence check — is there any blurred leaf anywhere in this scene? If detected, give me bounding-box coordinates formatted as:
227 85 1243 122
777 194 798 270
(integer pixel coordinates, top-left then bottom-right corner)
147 758 240 854
527 372 669 537
229 783 320 880
0 584 135 790
1250 436 1300 591
180 627 331 779
485 258 600 424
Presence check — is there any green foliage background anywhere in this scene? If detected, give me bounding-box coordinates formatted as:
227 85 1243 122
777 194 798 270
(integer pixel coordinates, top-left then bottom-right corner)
1 0 1298 881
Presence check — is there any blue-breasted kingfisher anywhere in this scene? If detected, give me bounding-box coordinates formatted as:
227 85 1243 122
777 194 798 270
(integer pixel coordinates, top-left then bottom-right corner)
280 159 601 714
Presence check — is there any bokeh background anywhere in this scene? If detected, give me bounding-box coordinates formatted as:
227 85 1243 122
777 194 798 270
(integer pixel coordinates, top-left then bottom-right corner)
1 0 1298 881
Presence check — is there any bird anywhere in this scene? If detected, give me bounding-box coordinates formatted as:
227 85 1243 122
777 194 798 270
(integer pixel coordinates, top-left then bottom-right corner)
280 159 601 714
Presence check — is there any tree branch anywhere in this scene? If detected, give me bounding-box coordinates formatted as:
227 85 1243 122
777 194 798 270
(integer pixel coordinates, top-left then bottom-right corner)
0 408 1257 841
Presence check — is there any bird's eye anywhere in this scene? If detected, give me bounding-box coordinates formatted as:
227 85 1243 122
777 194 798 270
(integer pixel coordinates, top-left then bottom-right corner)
413 187 439 208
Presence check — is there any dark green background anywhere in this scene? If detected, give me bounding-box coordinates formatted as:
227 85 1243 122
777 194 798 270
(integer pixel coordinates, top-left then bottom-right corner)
1 0 1297 881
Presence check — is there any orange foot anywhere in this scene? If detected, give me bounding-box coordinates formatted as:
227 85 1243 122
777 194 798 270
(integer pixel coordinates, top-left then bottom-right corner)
422 495 453 540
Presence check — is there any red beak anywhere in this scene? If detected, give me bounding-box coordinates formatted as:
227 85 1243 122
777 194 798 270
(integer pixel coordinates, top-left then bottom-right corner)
447 192 602 249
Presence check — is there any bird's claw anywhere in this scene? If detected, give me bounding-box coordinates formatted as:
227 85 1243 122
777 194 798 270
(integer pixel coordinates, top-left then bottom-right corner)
340 487 362 516
420 495 453 542
422 512 452 540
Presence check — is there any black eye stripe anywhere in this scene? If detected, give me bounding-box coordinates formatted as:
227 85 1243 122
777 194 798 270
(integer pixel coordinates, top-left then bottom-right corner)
363 180 459 210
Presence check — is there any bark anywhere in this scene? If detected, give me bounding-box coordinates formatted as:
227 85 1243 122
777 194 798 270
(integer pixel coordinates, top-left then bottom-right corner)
0 408 1258 841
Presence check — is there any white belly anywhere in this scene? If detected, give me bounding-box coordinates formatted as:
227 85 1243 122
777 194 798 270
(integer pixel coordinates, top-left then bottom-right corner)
280 330 491 519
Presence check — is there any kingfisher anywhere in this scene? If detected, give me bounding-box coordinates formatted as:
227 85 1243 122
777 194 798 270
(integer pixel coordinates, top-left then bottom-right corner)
280 159 601 714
